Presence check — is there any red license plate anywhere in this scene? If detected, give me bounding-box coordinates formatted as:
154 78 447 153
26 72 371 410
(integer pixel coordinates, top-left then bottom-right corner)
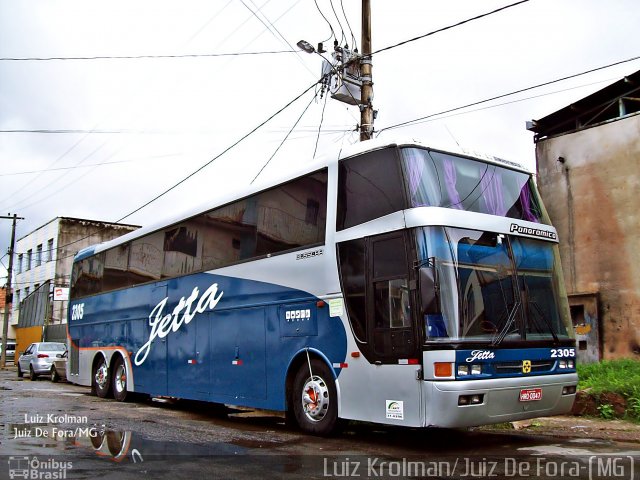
519 388 542 402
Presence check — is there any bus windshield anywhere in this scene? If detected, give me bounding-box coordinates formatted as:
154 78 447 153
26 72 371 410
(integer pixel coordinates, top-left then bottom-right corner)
416 227 572 343
401 147 546 223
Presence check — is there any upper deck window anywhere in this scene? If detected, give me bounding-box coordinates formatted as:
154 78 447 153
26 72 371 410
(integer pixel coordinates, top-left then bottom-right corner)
401 148 544 223
337 147 405 230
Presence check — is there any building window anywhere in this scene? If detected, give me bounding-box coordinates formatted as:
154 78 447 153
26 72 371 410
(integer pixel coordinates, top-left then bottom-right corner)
17 254 23 274
25 287 30 298
36 244 43 267
47 238 54 262
15 290 20 306
26 250 32 271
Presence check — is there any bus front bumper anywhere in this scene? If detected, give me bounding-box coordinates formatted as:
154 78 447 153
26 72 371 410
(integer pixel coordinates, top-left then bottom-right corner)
423 373 578 428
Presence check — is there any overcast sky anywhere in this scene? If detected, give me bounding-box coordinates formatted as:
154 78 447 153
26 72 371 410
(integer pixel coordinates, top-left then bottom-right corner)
1 0 639 285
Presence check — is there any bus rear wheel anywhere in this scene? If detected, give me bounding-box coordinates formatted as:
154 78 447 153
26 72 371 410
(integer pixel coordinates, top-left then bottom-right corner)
291 359 339 436
93 356 111 398
111 356 129 402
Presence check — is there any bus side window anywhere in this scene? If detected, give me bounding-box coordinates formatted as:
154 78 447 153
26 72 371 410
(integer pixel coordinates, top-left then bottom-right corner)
71 254 105 298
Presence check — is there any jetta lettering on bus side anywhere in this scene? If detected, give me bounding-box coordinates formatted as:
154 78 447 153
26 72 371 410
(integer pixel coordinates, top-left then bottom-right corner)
134 283 224 366
465 350 495 363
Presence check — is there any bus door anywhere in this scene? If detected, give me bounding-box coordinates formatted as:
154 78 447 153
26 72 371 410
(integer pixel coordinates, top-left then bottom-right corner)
338 232 423 425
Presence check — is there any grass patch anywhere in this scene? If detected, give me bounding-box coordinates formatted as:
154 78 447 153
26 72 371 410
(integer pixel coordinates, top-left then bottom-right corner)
577 359 640 421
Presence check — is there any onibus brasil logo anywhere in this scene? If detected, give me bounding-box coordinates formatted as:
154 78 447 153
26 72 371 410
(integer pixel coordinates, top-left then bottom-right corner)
8 456 72 479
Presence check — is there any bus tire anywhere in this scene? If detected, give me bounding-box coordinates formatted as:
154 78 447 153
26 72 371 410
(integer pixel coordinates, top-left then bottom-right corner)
111 356 129 402
93 355 111 398
292 359 339 436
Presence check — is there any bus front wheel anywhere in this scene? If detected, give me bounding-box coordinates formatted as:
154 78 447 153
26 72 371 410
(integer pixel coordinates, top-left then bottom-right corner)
111 356 129 402
292 359 339 436
93 356 111 398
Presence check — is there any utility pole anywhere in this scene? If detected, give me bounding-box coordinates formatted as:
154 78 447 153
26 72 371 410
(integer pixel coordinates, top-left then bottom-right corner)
359 0 374 141
1 214 23 368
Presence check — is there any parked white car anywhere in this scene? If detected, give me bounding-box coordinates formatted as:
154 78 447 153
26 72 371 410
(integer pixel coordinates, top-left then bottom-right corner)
17 342 67 380
0 341 16 364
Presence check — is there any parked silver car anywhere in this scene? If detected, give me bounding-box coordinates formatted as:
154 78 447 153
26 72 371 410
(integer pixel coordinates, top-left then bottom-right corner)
17 342 67 380
50 350 68 382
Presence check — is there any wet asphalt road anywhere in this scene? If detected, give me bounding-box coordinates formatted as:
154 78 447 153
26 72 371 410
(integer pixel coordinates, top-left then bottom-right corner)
0 368 638 480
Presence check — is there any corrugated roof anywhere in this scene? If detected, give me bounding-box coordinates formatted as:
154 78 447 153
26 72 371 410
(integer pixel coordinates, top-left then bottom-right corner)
528 69 640 141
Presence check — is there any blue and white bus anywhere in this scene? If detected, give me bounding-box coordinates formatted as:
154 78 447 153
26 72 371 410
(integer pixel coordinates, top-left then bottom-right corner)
67 139 577 435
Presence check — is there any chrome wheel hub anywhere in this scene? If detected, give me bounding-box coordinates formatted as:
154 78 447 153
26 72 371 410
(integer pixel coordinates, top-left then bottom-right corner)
114 364 126 393
301 375 329 422
95 363 108 389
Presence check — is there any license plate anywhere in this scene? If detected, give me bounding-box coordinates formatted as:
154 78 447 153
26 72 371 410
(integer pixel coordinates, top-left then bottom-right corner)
519 388 542 402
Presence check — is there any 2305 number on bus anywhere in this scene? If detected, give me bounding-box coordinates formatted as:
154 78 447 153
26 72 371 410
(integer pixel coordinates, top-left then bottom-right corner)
550 348 575 358
71 303 85 321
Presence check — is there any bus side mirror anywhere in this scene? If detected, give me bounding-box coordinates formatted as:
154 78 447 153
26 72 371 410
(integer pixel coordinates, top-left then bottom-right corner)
419 266 439 315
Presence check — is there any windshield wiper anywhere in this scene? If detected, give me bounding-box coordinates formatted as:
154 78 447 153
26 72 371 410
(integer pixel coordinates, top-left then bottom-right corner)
491 301 521 346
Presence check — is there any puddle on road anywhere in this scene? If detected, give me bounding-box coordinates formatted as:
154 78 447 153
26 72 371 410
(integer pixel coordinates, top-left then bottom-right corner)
2 421 280 464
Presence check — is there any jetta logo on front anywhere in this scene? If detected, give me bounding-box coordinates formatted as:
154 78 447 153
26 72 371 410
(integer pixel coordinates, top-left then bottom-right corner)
134 283 224 366
465 350 495 363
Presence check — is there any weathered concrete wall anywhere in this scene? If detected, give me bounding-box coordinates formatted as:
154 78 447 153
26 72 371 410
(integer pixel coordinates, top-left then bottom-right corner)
536 113 640 359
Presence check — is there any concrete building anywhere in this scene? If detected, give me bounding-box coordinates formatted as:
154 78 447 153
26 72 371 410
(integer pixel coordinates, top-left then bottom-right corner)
528 70 640 362
12 217 139 330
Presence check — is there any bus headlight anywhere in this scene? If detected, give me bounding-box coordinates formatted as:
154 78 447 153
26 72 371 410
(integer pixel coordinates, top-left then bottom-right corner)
558 359 575 369
458 364 482 376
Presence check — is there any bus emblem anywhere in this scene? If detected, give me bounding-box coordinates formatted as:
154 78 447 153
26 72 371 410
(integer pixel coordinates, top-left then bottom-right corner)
134 283 224 366
465 350 495 363
522 360 532 374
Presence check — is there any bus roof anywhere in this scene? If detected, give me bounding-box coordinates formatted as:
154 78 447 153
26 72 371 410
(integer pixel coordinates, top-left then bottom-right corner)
75 138 529 261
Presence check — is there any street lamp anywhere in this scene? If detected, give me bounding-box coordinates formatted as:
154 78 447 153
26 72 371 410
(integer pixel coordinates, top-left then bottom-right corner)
296 40 315 54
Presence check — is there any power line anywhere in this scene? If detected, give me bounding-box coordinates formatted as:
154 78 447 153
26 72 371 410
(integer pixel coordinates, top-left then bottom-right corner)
1 3 311 215
369 0 531 58
314 0 335 44
340 0 357 51
116 79 320 223
329 0 347 46
398 77 618 126
3 137 123 212
251 91 318 184
240 0 315 79
0 154 180 177
47 79 321 264
378 55 640 134
0 50 296 61
314 93 330 159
